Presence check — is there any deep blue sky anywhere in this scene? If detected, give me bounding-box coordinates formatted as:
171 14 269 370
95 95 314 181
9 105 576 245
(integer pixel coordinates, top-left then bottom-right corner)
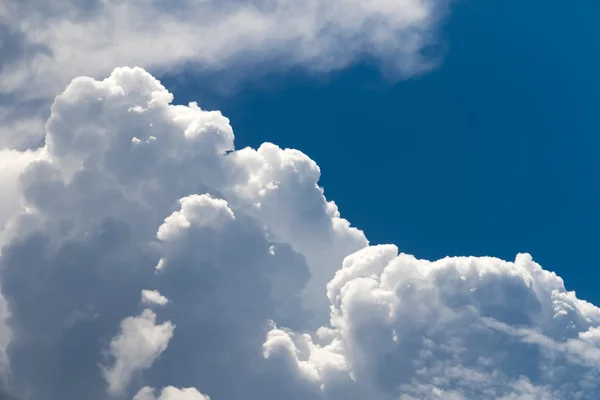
162 1 600 305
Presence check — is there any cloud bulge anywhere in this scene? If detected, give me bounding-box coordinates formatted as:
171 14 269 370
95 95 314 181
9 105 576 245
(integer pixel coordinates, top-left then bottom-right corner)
0 67 598 400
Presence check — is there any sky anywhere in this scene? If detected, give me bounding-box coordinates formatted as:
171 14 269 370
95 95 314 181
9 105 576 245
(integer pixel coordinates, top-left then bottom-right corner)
0 1 600 400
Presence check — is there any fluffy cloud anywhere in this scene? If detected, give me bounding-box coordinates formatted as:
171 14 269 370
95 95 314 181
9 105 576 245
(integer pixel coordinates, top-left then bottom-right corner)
0 148 45 245
103 309 175 395
0 0 451 148
266 247 600 399
0 67 598 400
0 67 347 399
133 386 210 400
141 290 169 307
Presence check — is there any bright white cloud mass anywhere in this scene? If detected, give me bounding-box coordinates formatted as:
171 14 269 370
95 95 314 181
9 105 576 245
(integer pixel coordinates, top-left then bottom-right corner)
0 67 598 400
0 0 450 149
103 309 175 395
141 290 169 307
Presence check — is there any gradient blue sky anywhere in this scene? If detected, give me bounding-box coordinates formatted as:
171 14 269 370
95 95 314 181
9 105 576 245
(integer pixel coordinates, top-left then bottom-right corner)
163 0 600 305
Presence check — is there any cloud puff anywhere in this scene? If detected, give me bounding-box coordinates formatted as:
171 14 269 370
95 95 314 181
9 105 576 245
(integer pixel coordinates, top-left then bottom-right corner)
0 0 451 148
133 386 210 400
0 148 45 245
103 309 175 395
141 290 169 307
156 195 236 242
0 67 598 400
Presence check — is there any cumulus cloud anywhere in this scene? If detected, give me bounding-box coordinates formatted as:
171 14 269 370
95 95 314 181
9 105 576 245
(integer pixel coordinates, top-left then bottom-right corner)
141 290 169 307
0 148 45 245
156 195 236 242
0 67 344 399
0 0 451 148
0 67 598 400
133 386 210 400
265 247 600 399
103 309 175 395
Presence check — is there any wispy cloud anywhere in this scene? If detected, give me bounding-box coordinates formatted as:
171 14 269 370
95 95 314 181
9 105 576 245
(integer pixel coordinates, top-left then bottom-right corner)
0 0 450 148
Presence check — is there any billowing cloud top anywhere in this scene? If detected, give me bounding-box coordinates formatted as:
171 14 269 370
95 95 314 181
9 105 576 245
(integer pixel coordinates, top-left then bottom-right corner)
0 67 599 400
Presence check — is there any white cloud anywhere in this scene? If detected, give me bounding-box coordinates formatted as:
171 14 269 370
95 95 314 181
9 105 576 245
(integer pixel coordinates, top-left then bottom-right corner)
265 248 600 399
0 0 450 148
0 67 326 398
141 290 170 307
103 309 175 395
156 195 236 242
0 148 46 247
228 144 367 323
0 67 598 400
134 386 210 400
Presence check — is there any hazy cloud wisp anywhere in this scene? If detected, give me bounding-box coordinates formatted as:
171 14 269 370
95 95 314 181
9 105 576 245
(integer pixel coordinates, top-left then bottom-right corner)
0 0 450 148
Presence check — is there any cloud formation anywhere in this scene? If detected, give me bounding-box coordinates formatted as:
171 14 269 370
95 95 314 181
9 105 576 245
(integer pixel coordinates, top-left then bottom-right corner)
103 309 175 395
266 247 600 399
141 290 169 307
133 386 210 400
0 0 450 148
0 67 598 400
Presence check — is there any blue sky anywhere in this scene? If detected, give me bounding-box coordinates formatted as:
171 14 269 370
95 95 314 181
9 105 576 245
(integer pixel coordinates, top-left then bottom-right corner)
2 1 600 399
164 0 600 306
